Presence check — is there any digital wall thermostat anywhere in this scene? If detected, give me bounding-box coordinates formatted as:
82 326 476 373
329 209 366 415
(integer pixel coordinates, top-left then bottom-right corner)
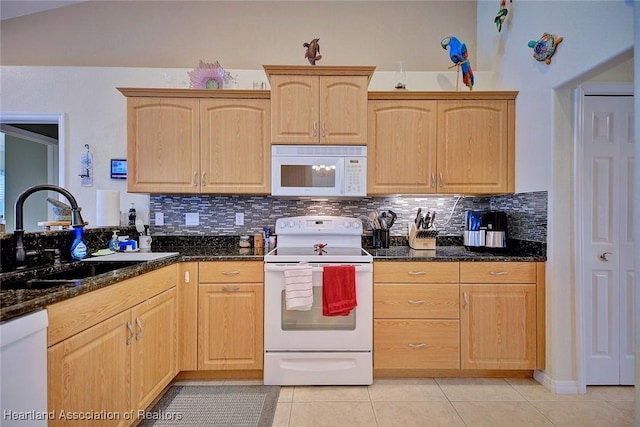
110 159 127 179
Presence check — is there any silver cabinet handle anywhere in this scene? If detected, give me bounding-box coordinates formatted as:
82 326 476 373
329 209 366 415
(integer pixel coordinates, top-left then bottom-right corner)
599 252 612 262
222 286 240 292
192 171 198 186
201 171 206 187
408 300 425 305
222 270 240 275
462 292 469 310
408 343 426 349
407 271 426 276
312 121 318 137
135 317 143 341
439 172 444 187
489 271 508 276
321 121 326 138
431 172 436 188
126 321 134 346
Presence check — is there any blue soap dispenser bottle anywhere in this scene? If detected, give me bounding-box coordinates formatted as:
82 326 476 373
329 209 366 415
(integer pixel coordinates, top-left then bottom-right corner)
71 227 88 260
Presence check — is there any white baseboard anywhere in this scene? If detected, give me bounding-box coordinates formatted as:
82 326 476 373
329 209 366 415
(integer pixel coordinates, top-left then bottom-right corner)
534 370 582 394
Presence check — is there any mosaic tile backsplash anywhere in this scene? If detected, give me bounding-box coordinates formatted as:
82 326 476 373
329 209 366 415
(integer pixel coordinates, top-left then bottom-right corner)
149 191 547 242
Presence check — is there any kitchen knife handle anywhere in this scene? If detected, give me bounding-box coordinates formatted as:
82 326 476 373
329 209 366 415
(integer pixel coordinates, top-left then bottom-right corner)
222 286 240 292
321 121 326 138
312 121 318 137
462 292 469 310
431 173 436 188
192 171 198 187
408 343 426 349
408 300 425 305
135 317 143 340
201 171 206 187
126 321 135 346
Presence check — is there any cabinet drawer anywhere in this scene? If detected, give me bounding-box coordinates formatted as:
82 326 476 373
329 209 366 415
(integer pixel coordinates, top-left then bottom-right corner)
460 262 536 283
199 261 263 283
374 319 459 369
374 284 459 319
375 262 459 283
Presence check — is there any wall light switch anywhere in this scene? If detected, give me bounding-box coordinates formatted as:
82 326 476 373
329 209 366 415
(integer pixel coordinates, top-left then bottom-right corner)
185 212 199 226
235 212 244 226
155 212 164 226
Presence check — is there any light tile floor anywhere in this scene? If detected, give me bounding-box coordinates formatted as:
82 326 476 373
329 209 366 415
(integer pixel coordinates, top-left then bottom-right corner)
266 378 635 427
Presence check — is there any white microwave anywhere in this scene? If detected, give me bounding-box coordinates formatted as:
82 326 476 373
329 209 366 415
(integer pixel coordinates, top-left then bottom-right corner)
271 145 367 197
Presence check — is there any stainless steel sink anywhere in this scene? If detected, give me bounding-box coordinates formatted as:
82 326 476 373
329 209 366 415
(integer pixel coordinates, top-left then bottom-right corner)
2 261 145 290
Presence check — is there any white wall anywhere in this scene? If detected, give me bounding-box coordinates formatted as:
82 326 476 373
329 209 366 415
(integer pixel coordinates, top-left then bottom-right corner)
475 0 634 391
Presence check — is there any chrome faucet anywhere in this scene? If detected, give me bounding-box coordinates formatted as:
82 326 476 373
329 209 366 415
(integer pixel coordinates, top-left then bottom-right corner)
14 184 85 265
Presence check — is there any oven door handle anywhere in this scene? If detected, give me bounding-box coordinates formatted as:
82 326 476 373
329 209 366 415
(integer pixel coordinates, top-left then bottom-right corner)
264 263 373 273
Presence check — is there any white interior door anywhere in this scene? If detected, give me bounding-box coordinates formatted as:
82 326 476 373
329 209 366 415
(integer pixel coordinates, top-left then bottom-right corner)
582 94 635 385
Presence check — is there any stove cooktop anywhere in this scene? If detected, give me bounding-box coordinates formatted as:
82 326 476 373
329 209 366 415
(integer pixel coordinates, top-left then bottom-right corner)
264 246 372 263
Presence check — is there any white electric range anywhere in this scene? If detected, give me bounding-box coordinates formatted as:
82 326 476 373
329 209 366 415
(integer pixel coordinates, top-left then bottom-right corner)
263 215 373 385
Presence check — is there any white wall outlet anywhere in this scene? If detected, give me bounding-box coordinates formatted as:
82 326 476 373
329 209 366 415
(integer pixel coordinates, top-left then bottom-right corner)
155 212 164 226
185 212 199 226
235 212 244 226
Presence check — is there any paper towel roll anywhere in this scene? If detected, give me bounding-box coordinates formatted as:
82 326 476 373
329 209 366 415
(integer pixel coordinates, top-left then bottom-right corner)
96 190 120 226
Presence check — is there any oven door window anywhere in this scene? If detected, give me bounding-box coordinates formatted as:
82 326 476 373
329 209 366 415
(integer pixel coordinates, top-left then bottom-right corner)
280 288 356 331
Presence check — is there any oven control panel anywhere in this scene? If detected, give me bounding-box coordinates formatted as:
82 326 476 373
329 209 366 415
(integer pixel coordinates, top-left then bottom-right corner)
275 216 362 234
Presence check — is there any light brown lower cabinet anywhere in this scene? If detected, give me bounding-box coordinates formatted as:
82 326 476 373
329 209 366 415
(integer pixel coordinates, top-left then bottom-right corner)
46 266 178 427
373 261 545 375
197 262 264 371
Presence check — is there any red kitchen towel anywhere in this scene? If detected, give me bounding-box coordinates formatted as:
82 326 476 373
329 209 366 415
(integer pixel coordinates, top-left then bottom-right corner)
322 265 357 316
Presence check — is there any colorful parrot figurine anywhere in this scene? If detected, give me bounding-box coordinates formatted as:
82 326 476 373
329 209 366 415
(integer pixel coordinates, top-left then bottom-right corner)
441 36 474 91
495 0 511 32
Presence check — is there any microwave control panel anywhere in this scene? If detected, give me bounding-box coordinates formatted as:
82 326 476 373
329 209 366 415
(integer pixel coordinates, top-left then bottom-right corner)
345 158 366 196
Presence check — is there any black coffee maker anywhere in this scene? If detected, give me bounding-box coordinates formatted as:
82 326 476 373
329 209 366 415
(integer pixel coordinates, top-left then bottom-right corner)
464 210 508 250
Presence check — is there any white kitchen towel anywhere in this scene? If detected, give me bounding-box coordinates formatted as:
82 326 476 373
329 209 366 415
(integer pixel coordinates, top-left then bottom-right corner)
284 265 313 311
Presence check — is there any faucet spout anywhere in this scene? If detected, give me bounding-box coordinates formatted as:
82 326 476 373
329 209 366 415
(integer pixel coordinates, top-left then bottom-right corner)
14 184 85 265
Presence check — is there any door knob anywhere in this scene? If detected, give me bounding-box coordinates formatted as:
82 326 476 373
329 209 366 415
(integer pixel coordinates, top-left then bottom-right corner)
599 252 612 261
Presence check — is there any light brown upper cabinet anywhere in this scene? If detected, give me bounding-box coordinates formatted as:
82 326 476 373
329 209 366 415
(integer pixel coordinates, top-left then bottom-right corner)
119 89 271 194
264 65 375 145
368 92 517 195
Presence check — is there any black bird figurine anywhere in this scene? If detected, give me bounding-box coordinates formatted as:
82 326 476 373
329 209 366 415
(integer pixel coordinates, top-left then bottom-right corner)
304 38 322 65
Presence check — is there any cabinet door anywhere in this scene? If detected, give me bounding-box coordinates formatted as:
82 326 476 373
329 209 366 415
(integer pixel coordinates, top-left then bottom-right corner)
321 76 368 145
367 100 437 194
460 284 536 369
198 283 264 370
270 75 319 144
131 288 177 412
178 262 198 371
48 311 130 427
127 97 200 193
200 99 271 194
436 100 511 194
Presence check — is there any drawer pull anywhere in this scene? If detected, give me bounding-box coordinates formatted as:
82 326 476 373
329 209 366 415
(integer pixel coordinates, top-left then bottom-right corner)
462 292 469 310
407 271 425 276
221 270 240 275
408 343 426 349
490 271 508 275
408 300 425 305
192 171 198 187
126 321 134 346
135 317 143 340
223 286 240 292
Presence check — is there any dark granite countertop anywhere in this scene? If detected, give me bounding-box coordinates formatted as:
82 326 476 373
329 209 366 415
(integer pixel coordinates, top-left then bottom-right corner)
367 245 546 262
0 243 545 323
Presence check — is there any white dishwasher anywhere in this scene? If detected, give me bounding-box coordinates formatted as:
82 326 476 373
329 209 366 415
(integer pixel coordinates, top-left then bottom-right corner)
0 310 48 426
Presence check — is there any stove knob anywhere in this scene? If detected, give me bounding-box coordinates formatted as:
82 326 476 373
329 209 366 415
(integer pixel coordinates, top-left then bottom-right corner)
342 221 351 228
352 221 362 229
277 221 286 229
288 220 296 228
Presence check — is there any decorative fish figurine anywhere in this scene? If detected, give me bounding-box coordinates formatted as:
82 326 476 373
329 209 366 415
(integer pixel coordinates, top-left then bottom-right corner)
304 38 322 65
